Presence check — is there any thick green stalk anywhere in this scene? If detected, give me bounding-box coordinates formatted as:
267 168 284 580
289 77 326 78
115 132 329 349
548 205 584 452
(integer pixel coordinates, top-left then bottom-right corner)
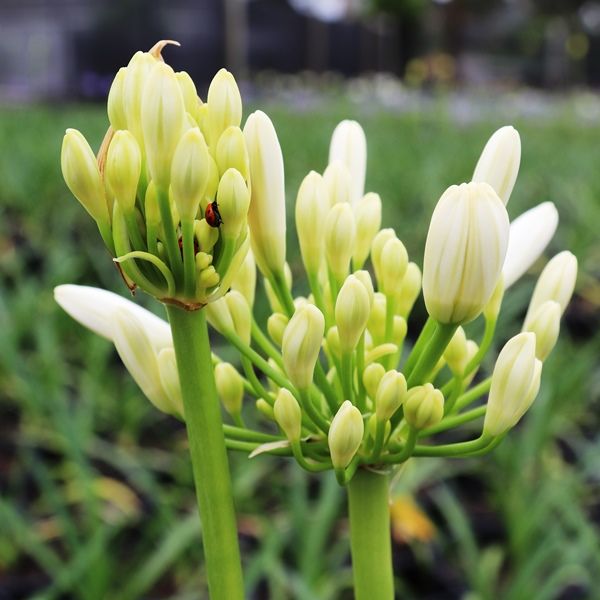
347 469 394 600
406 322 457 387
166 306 244 600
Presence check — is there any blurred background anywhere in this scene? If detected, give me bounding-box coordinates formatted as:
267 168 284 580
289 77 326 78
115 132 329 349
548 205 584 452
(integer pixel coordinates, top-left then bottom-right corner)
1 1 600 599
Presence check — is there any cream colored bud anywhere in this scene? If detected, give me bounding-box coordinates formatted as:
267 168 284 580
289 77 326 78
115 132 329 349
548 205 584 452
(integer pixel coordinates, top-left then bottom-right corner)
443 327 468 374
216 168 250 239
392 316 407 346
375 370 407 422
396 262 422 318
123 51 156 142
371 228 395 286
325 203 356 283
256 398 275 420
206 69 242 148
196 218 218 252
472 126 521 206
203 154 220 208
484 332 542 436
463 340 479 387
141 62 186 189
105 130 141 214
325 326 341 359
231 249 256 307
403 384 444 430
503 202 559 289
216 126 249 181
523 251 577 328
328 120 367 204
295 171 328 274
323 160 352 206
244 110 287 278
61 129 108 224
215 362 244 417
267 313 288 347
524 300 561 361
195 252 212 271
226 290 251 345
328 401 364 470
353 270 374 308
274 388 302 442
205 296 234 334
282 304 325 390
423 182 509 324
483 276 505 321
176 71 200 120
170 127 210 221
335 275 371 353
107 67 127 130
156 348 184 417
363 363 385 400
367 292 387 344
353 192 382 268
379 237 408 296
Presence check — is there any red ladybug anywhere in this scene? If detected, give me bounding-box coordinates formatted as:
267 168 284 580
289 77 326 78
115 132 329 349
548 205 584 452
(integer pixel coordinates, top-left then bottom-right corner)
205 200 223 228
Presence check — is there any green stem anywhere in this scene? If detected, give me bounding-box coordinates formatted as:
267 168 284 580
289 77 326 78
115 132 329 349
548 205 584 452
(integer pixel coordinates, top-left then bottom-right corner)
419 405 486 437
463 316 496 378
157 187 183 287
97 220 116 255
181 219 196 299
347 469 394 600
454 377 491 412
251 319 284 368
166 306 244 600
124 210 147 252
271 270 295 317
402 316 436 375
355 334 367 412
313 361 339 415
340 352 354 403
308 270 329 326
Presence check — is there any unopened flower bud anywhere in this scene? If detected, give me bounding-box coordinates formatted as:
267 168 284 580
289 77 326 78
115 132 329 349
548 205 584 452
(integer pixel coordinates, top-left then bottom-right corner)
524 300 561 361
205 296 234 334
244 110 287 278
226 290 251 345
216 126 249 181
105 130 142 214
216 168 250 239
215 362 244 417
423 182 509 324
353 192 382 268
256 398 275 420
472 126 521 206
141 62 185 189
463 340 479 386
231 250 256 307
375 370 407 422
483 332 542 436
323 160 352 206
363 363 385 400
443 327 468 374
403 384 444 430
61 129 108 224
371 228 395 286
353 270 374 308
274 388 302 442
206 69 242 148
107 67 127 130
170 127 210 221
328 400 364 470
203 154 220 208
396 262 421 318
156 348 184 417
267 313 288 347
392 316 407 346
328 120 367 204
176 71 200 120
367 292 387 343
282 304 325 390
379 237 408 296
196 217 218 252
483 276 505 321
325 203 356 283
335 275 371 353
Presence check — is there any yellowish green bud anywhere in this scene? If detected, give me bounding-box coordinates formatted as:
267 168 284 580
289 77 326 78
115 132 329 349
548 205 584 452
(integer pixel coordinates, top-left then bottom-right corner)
325 326 341 359
323 160 352 206
371 228 395 286
61 129 108 224
396 262 421 318
375 370 407 422
123 51 156 143
205 296 234 334
156 348 184 418
363 363 386 400
379 237 408 296
196 218 219 252
353 270 374 308
273 388 302 442
483 332 542 436
392 316 407 346
256 398 275 420
107 67 127 130
335 274 371 353
282 304 325 390
325 203 356 283
328 400 364 470
403 384 444 430
328 120 367 204
216 126 249 181
244 110 287 278
105 130 142 214
423 182 509 324
353 192 382 268
367 292 387 344
170 127 210 221
215 362 244 417
195 252 212 271
176 71 200 120
231 249 256 307
443 327 468 374
483 276 505 321
472 125 521 206
295 171 328 274
463 340 479 386
206 68 242 148
226 290 251 345
197 265 220 289
524 300 561 361
216 168 250 239
267 313 288 347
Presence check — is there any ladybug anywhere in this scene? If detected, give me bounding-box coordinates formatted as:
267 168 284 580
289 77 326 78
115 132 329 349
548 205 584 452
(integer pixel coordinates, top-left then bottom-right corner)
205 200 223 228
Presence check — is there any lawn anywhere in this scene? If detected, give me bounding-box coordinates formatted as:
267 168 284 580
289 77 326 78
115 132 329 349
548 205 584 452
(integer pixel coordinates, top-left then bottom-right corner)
0 97 599 599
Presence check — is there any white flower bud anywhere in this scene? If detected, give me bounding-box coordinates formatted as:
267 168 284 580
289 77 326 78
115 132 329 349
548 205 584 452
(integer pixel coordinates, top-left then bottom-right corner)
105 130 142 214
335 275 371 353
353 192 382 268
107 67 128 131
328 120 367 204
323 160 352 206
524 300 561 361
403 384 444 430
267 313 289 347
378 237 408 296
206 69 242 148
215 362 245 417
217 168 250 239
274 388 302 442
325 203 356 283
328 400 364 470
375 370 407 422
363 363 385 400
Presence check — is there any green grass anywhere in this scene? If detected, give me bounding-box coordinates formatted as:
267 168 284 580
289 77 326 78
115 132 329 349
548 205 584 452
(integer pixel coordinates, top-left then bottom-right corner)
0 99 598 599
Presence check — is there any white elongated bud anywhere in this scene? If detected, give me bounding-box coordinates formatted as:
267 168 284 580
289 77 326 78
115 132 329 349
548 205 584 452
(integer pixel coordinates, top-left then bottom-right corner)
403 384 444 430
396 262 421 318
61 129 108 224
335 275 371 353
170 127 210 221
244 110 286 278
107 67 128 130
282 304 325 390
123 51 156 143
353 270 374 309
363 363 386 400
323 160 352 206
176 71 200 120
371 228 395 286
328 400 364 470
379 237 408 296
267 313 288 347
325 203 356 283
353 192 382 268
472 125 521 206
205 296 234 334
141 62 185 189
106 130 142 214
367 292 387 343
217 168 250 239
295 171 328 274
503 202 559 289
484 332 542 436
423 182 509 324
523 251 577 328
524 300 561 361
231 249 256 307
328 120 367 204
274 388 302 442
215 362 245 417
226 290 252 345
157 348 184 417
206 69 242 148
375 370 407 422
216 126 249 181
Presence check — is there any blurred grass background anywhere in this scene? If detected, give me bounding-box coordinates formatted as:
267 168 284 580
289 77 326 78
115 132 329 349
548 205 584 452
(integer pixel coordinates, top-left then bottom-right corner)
0 99 599 599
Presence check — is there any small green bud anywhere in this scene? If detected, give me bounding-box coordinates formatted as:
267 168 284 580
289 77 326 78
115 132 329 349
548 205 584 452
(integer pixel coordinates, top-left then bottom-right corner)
325 326 341 359
404 384 444 430
375 370 407 422
335 274 371 353
105 130 142 214
443 327 468 374
273 388 302 442
370 228 395 285
392 316 407 346
367 292 387 344
215 362 244 417
216 168 250 239
267 313 288 347
256 398 275 420
363 363 385 400
328 400 364 470
107 67 128 130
